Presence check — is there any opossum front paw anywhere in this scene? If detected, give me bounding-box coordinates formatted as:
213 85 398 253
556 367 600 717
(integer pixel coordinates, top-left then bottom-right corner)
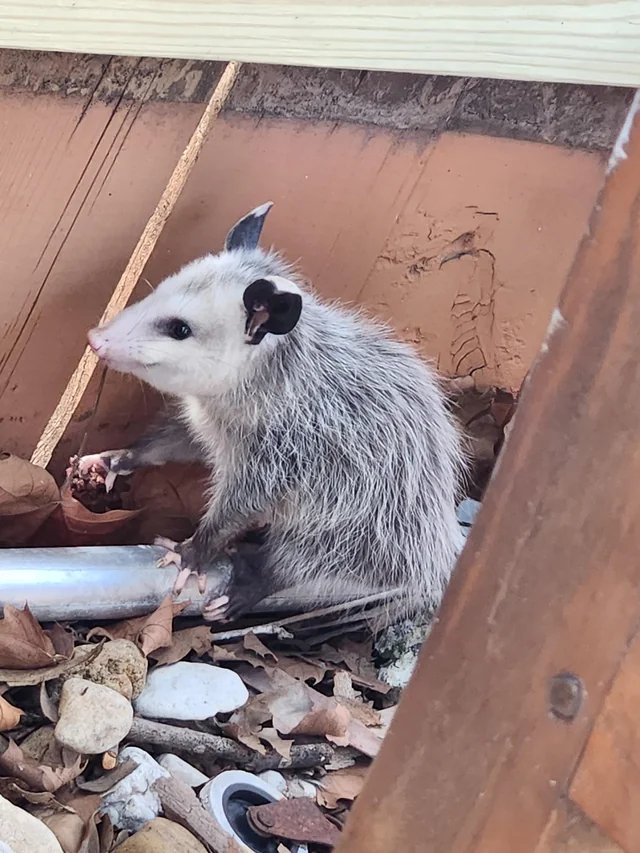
74 449 135 493
154 536 208 596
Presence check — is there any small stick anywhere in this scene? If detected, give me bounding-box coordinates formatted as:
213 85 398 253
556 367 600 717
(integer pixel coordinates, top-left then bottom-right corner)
153 775 244 853
209 624 293 642
128 717 350 772
31 61 242 469
210 589 403 643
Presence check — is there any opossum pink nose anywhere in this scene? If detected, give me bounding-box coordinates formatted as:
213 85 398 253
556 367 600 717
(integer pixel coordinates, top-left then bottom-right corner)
87 328 106 355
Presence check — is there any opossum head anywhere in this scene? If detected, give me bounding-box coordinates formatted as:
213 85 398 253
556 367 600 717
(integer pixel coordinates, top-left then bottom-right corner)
87 203 303 396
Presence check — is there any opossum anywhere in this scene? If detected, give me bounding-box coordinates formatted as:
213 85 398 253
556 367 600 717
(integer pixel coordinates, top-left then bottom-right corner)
84 202 467 624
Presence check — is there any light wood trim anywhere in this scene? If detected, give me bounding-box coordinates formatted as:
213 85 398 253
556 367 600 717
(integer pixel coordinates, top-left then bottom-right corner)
0 1 638 87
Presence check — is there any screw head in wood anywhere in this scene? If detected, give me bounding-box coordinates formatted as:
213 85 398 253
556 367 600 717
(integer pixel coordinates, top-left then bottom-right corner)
549 672 583 722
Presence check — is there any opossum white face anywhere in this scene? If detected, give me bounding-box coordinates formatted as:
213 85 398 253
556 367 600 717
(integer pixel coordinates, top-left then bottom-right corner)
88 203 303 397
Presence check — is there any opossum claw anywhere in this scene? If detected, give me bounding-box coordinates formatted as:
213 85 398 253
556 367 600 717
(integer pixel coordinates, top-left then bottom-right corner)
155 549 182 570
77 450 134 490
154 535 180 553
154 536 208 596
172 565 194 596
202 595 230 622
76 453 109 477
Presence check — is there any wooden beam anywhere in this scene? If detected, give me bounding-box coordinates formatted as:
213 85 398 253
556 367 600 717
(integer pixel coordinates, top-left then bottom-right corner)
337 91 640 852
0 1 638 87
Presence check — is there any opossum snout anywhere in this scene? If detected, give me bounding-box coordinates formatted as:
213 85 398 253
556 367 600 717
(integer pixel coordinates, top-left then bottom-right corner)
87 327 107 356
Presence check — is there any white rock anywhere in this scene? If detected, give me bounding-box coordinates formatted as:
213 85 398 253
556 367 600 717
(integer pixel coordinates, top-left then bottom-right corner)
55 677 133 754
134 662 248 720
157 754 208 788
100 746 169 832
258 772 316 799
286 778 317 799
0 794 63 852
258 770 287 794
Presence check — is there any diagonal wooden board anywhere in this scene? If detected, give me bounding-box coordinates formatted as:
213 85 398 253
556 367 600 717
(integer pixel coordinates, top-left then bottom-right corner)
30 60 241 469
338 90 640 853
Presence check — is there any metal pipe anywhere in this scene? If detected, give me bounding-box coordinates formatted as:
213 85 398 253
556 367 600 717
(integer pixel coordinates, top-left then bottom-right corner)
0 501 480 622
0 546 361 622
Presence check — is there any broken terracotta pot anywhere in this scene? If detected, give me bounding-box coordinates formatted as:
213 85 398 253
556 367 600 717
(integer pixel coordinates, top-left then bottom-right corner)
60 480 141 546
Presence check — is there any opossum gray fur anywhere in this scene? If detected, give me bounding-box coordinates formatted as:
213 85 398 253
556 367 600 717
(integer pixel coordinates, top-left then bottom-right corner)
85 202 467 625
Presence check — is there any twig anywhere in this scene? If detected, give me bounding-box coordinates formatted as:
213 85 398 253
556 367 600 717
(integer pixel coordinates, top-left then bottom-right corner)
153 775 243 853
128 717 353 772
211 589 404 643
31 60 242 469
209 624 293 642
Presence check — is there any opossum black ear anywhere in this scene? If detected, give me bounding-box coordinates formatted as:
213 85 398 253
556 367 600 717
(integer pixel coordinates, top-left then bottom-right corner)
243 279 302 345
225 202 273 251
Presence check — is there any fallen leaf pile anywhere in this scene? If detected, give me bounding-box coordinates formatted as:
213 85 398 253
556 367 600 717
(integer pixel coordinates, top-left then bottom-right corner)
0 593 400 851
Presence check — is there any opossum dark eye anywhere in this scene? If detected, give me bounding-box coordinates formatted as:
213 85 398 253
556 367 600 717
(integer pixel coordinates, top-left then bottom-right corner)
164 319 192 340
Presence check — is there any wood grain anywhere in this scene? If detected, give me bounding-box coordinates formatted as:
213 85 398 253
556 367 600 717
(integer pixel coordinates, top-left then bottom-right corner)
337 100 640 851
0 1 638 86
30 61 240 468
536 801 623 853
570 634 640 851
0 58 208 460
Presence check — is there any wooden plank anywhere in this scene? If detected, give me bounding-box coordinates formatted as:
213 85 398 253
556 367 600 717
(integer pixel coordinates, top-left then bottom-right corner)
570 633 640 851
536 801 623 852
0 1 638 87
337 93 640 852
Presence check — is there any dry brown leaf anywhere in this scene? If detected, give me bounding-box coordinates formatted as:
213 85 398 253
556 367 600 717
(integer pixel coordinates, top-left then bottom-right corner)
47 623 75 659
0 641 104 687
53 791 104 853
332 671 381 728
19 725 59 762
87 596 186 657
0 604 58 669
259 726 293 759
268 679 351 739
151 625 214 666
277 656 327 685
211 642 272 671
40 681 59 723
0 740 84 793
97 814 114 853
75 759 137 794
225 696 273 755
38 810 86 853
335 719 384 758
244 664 381 756
0 695 22 731
316 766 370 809
224 722 266 754
0 779 56 804
242 633 277 661
0 453 61 546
